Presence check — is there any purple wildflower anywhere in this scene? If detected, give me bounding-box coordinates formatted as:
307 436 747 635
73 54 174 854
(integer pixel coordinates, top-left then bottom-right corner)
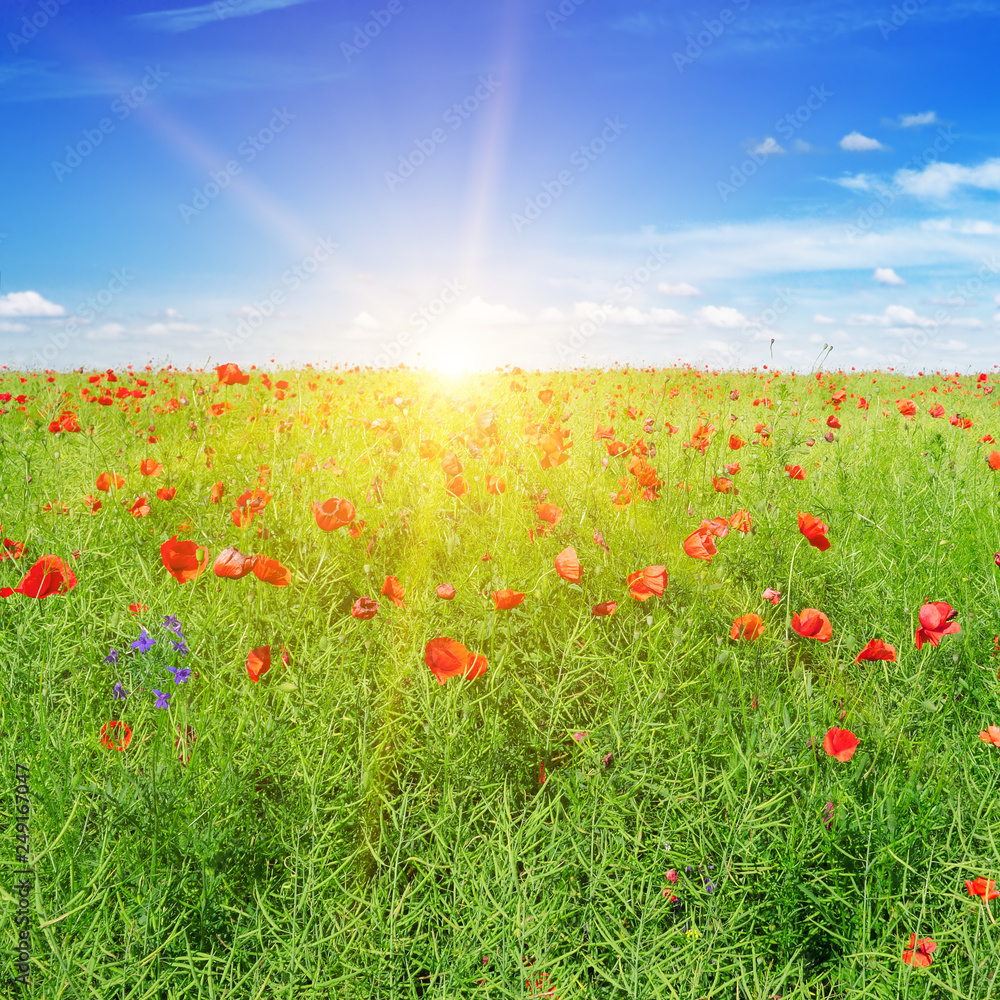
152 689 171 709
162 614 183 635
168 665 192 684
103 648 119 665
112 681 129 700
131 629 155 654
171 639 189 655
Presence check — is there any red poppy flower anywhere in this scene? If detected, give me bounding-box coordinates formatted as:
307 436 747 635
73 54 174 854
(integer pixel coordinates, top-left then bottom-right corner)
915 601 960 649
929 403 945 418
902 933 936 967
627 565 668 601
535 503 563 526
785 464 806 480
896 400 917 418
128 602 147 615
493 588 526 610
96 472 125 492
979 726 1000 746
826 415 841 429
712 475 737 494
246 646 271 682
351 596 379 619
792 608 832 642
554 546 582 583
761 587 781 605
822 726 859 762
160 536 209 584
445 474 467 498
83 494 102 514
683 523 719 562
424 637 488 685
139 459 162 477
855 638 896 663
966 877 1000 900
729 435 744 449
156 486 176 501
380 575 405 607
798 511 831 550
731 614 764 641
252 555 292 587
419 440 442 459
100 720 132 751
128 496 151 518
729 509 752 533
988 451 1000 471
486 474 506 494
216 363 250 386
436 583 456 600
313 497 355 531
213 546 257 579
0 555 78 599
210 481 225 503
591 601 617 616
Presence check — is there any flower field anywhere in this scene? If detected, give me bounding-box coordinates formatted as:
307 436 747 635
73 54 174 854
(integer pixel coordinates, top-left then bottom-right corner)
4 360 1000 998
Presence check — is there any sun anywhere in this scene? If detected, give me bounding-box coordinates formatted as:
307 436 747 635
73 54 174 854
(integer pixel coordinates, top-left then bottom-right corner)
418 331 494 376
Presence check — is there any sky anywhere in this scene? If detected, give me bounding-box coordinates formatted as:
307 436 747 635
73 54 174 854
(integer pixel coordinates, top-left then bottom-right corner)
1 0 999 373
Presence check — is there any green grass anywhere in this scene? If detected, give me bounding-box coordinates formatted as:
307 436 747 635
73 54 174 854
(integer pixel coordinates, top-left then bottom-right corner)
3 363 1000 998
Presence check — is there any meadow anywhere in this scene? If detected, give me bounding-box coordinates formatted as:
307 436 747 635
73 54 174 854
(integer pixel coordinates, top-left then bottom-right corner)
3 360 1000 999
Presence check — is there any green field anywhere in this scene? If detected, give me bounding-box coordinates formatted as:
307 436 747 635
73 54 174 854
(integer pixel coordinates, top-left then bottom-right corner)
3 362 1000 999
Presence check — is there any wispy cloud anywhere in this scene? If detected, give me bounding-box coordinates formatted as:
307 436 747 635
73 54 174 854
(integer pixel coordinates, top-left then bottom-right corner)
895 158 1000 200
898 111 939 127
840 132 885 152
130 0 322 34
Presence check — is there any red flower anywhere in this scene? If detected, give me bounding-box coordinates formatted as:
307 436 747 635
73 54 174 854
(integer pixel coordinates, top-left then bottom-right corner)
761 587 781 605
855 638 896 663
915 601 960 649
96 472 125 492
216 363 250 386
731 614 764 641
627 565 668 601
210 481 225 503
100 721 132 751
156 486 176 501
729 509 752 533
0 555 77 599
351 596 379 619
486 474 506 494
554 546 582 583
252 555 292 587
381 575 406 607
988 451 1000 471
896 399 917 418
798 511 831 550
445 474 467 497
128 496 151 518
493 588 525 610
424 637 488 685
83 494 102 514
929 403 945 418
683 525 718 562
313 497 356 531
591 600 617 616
729 435 744 449
966 877 1000 900
792 608 832 642
785 464 806 480
246 645 283 682
902 933 936 967
822 726 859 762
160 536 209 584
128 602 147 615
535 503 563 525
435 583 456 600
979 726 1000 746
213 546 257 579
139 458 162 477
712 475 737 494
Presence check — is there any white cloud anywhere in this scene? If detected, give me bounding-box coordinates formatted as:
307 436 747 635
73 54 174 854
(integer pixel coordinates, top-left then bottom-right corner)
894 158 1000 200
840 132 886 152
453 297 528 327
131 0 320 33
813 313 836 324
696 305 748 328
921 218 1000 235
0 291 65 317
831 173 874 191
899 111 938 127
874 267 906 285
658 282 702 297
573 302 685 326
145 321 200 336
749 137 785 156
86 323 125 341
793 139 815 153
845 304 978 331
0 321 29 333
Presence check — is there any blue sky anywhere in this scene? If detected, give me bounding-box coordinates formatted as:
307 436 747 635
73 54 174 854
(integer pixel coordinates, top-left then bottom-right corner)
2 0 999 372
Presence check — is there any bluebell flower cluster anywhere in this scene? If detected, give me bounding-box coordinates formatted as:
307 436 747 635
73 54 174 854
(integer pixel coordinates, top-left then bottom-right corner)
106 613 194 709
